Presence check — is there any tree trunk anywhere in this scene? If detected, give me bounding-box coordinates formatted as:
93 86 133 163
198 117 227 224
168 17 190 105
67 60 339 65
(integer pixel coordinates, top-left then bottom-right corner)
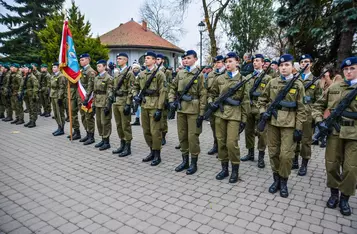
336 23 355 70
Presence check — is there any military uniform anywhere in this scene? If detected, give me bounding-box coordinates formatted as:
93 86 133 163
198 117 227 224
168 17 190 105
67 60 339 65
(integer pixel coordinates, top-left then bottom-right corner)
209 67 250 183
93 70 114 150
133 62 166 166
312 56 357 216
160 66 171 145
206 65 225 155
67 80 81 139
242 70 271 167
293 71 322 175
2 67 13 121
32 68 42 114
112 65 135 156
169 61 207 175
39 69 52 117
79 64 96 145
258 54 307 198
21 72 39 127
10 68 24 124
51 71 66 135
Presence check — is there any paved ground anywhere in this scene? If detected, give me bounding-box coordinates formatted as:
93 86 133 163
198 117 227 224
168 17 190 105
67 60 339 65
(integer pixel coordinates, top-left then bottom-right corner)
0 113 356 234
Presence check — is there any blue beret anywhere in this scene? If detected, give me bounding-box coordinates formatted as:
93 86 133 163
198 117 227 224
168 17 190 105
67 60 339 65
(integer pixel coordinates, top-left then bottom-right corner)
341 57 357 70
96 59 107 65
214 55 224 62
224 52 239 61
278 54 294 65
183 50 197 58
252 54 265 60
271 60 278 65
145 51 157 58
116 53 128 58
80 53 90 59
52 62 59 66
156 54 165 59
299 54 313 62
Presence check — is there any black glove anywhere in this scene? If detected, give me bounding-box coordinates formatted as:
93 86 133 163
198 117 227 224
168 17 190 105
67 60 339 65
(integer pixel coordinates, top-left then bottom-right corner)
169 102 176 111
316 121 328 132
153 109 162 122
293 129 303 142
83 99 89 107
57 99 63 106
124 104 131 116
196 115 204 128
133 95 141 104
239 122 246 134
208 102 219 111
104 107 110 116
260 112 270 121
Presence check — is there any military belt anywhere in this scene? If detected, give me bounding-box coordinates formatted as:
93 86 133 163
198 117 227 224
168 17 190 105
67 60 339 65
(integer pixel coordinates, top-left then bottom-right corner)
181 94 198 102
277 100 297 110
223 98 241 106
340 120 355 127
94 90 106 95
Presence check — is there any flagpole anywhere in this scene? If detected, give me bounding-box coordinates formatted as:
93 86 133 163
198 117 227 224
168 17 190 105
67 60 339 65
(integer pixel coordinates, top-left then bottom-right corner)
67 82 73 141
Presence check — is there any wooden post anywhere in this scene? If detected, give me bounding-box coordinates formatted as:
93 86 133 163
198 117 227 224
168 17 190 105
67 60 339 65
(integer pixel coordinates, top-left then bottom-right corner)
67 82 73 141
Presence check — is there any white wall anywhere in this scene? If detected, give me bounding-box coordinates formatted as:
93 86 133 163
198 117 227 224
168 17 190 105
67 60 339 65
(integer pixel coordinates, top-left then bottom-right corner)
107 48 180 69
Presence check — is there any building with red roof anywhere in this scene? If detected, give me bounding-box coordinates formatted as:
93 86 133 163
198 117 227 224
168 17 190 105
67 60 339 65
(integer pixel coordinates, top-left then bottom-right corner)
100 19 184 68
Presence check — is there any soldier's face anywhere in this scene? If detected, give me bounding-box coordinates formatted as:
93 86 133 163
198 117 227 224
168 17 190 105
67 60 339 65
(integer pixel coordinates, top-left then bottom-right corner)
23 67 29 74
253 58 263 70
343 65 357 80
80 58 89 67
300 59 312 71
263 62 270 70
117 56 127 67
133 67 140 73
156 58 163 65
215 61 224 69
271 64 278 70
52 66 59 73
185 55 197 67
181 57 187 66
97 64 106 73
225 58 238 71
41 67 47 72
279 62 293 76
145 56 156 67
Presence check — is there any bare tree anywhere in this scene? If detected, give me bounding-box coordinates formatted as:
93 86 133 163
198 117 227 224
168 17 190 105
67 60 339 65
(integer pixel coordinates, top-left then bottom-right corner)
173 0 233 58
139 0 185 44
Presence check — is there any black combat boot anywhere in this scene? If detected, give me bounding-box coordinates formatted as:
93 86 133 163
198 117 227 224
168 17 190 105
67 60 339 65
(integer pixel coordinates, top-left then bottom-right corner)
95 138 104 148
72 129 81 140
52 125 60 135
240 148 254 161
10 118 19 124
99 138 111 151
151 150 162 166
131 117 140 126
113 140 126 154
279 177 289 198
216 162 229 180
27 121 36 128
229 164 239 183
0 113 4 119
79 131 89 142
175 144 181 149
3 116 13 122
45 113 51 117
175 154 189 172
119 142 131 157
186 156 198 175
269 173 280 194
54 125 64 136
298 159 309 176
40 112 45 116
161 132 167 145
311 139 319 145
257 151 265 168
292 155 299 169
16 119 25 125
326 188 339 209
65 116 69 122
339 193 351 216
84 133 95 145
142 148 154 162
24 109 28 113
208 143 218 155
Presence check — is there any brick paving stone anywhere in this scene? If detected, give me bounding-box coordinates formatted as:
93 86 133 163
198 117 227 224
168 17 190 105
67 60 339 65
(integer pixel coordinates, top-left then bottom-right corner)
1 118 356 234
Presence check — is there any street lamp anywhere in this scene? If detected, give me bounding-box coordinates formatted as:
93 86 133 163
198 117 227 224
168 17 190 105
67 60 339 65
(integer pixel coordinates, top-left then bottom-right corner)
198 21 205 67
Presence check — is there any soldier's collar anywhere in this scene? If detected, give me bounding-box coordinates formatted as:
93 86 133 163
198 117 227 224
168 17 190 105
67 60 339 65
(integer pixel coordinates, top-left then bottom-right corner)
83 64 90 70
119 65 127 72
216 67 225 74
99 71 106 77
54 71 60 76
281 74 293 80
227 70 239 79
146 65 155 72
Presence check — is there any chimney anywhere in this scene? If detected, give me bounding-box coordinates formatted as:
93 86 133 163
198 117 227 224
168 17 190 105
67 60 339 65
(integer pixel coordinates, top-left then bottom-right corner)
142 21 147 31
